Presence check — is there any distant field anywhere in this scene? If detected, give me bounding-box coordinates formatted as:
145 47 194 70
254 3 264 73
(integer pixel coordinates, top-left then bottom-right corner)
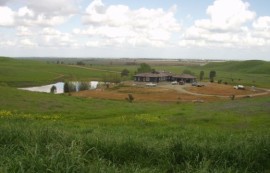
0 57 270 172
0 57 116 87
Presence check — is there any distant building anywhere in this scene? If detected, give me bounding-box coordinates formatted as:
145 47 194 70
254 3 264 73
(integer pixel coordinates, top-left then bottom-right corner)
172 74 196 83
134 71 196 83
134 71 173 83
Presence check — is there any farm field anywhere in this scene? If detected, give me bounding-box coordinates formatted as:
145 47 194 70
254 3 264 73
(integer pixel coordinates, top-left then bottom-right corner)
0 57 270 172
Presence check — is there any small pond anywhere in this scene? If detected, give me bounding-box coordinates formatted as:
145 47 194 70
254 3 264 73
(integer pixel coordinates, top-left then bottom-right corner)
19 81 99 94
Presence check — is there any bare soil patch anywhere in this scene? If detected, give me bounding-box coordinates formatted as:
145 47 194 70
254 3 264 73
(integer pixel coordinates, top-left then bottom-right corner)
72 82 268 102
185 83 264 96
72 84 221 102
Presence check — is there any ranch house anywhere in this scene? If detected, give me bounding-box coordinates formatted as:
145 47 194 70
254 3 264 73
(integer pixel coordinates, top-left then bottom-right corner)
134 71 196 83
172 74 196 83
134 71 173 83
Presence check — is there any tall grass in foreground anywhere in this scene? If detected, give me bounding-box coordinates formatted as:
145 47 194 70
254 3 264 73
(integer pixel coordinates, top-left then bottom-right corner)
1 117 269 173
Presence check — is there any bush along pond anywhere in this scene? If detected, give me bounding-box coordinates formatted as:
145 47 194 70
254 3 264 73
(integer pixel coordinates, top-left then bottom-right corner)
19 81 99 94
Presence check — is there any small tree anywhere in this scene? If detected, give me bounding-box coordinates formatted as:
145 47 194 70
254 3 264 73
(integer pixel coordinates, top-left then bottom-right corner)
209 70 216 82
121 69 130 77
50 85 57 94
64 82 69 93
137 63 152 73
78 82 89 91
126 94 134 103
182 69 194 75
64 82 76 93
199 71 204 81
76 61 85 66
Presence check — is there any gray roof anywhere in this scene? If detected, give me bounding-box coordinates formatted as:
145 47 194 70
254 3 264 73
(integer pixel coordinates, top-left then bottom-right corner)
134 71 173 78
172 74 196 79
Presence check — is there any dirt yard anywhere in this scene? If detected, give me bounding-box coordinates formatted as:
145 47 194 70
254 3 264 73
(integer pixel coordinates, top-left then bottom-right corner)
184 83 265 96
72 82 268 102
72 86 206 102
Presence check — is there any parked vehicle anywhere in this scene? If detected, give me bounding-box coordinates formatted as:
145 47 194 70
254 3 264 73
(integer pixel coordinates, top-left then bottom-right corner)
234 85 245 90
196 83 205 87
192 82 204 87
146 83 157 87
171 81 178 85
192 82 197 86
179 81 185 85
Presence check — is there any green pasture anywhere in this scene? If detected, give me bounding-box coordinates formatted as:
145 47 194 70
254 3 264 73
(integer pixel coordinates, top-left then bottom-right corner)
0 57 270 172
0 57 113 87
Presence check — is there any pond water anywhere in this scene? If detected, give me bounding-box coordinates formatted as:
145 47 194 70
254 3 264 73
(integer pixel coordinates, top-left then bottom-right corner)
19 81 99 94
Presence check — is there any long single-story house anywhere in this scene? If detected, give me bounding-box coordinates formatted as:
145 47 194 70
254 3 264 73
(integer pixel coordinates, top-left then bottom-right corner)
172 74 196 83
134 71 174 83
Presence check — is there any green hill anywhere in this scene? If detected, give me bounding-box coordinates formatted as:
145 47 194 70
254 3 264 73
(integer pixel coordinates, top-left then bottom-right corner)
204 60 270 74
0 57 115 87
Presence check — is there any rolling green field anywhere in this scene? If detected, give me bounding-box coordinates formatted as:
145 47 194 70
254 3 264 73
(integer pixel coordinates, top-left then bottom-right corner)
0 57 270 172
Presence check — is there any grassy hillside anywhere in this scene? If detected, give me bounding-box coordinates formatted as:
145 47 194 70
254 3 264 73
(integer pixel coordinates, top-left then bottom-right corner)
0 85 270 172
204 60 270 74
0 57 270 172
0 57 117 87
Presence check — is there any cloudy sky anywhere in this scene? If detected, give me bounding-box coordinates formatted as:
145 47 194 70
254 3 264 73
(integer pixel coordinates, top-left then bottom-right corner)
0 0 270 60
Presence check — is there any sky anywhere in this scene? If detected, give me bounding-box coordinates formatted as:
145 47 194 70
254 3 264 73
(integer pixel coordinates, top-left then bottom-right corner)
0 0 270 60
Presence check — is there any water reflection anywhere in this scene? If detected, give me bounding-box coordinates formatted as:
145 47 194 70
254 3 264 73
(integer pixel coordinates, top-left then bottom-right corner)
19 81 99 94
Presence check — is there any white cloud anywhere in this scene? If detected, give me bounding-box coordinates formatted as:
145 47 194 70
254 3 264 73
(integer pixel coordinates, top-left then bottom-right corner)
252 16 270 41
26 0 78 16
179 0 270 48
0 0 10 5
0 6 14 26
81 0 181 48
253 16 270 30
16 26 33 36
195 0 256 31
0 0 78 28
18 6 34 17
0 40 16 47
20 38 37 47
38 27 77 48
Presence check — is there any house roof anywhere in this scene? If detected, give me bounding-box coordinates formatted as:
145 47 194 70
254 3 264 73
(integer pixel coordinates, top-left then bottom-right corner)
134 71 173 78
172 74 196 79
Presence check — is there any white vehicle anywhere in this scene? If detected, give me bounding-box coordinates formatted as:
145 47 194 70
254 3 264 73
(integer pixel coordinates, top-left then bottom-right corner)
234 85 245 90
146 83 157 87
171 81 178 85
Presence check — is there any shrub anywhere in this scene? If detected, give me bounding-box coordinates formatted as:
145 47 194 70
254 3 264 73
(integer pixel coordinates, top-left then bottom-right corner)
50 85 57 93
126 94 134 103
78 82 89 91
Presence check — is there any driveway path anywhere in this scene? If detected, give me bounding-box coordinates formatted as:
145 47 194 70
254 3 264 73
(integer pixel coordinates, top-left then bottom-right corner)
159 83 270 98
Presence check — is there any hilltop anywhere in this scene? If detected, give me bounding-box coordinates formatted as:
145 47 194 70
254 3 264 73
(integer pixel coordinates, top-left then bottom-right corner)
204 60 270 75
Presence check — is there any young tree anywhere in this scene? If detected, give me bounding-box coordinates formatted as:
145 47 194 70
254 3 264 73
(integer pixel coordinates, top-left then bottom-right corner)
121 69 130 77
199 71 204 81
126 94 134 103
78 82 89 91
137 63 152 73
64 82 69 93
182 69 194 75
64 82 76 93
50 85 57 94
209 70 216 82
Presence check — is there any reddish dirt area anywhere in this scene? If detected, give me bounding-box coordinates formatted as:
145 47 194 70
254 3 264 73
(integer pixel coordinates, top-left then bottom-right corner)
72 82 268 102
185 83 265 96
72 85 222 102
